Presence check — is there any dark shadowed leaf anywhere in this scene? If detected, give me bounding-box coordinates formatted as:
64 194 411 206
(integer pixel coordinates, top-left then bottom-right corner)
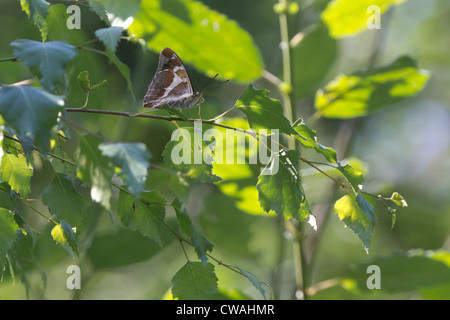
257 150 303 220
11 39 78 91
118 190 166 246
42 173 84 228
0 85 64 157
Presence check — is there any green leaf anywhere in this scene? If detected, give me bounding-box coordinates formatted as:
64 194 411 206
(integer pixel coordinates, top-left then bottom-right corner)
11 39 78 91
99 142 152 198
77 71 108 94
0 85 64 157
322 0 407 38
102 49 135 102
172 198 213 265
0 182 15 212
238 267 267 300
42 173 84 228
51 220 78 257
257 150 303 220
293 118 338 163
89 80 108 93
334 192 375 252
390 192 408 207
162 126 222 183
118 190 166 246
0 154 33 200
235 84 298 136
315 56 430 119
88 1 111 25
171 262 218 300
338 163 365 191
19 0 50 41
46 4 72 42
129 0 263 82
76 135 114 210
95 26 124 53
77 71 91 94
0 208 20 270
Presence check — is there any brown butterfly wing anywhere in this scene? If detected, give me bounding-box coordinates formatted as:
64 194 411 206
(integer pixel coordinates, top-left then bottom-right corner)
143 48 194 108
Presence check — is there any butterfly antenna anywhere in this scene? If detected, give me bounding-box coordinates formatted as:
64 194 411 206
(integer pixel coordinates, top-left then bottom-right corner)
199 74 229 92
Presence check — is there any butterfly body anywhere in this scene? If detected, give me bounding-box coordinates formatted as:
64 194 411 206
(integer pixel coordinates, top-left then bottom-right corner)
143 48 202 109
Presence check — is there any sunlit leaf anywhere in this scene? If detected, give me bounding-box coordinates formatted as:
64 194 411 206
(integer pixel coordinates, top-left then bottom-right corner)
390 192 408 207
210 117 269 216
129 0 263 82
171 261 218 300
334 192 375 252
220 184 270 216
0 154 33 200
51 220 78 257
235 84 298 136
315 56 430 118
322 0 408 38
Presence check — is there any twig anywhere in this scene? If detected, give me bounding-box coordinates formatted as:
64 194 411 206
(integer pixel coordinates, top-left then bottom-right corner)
3 133 75 166
0 56 19 63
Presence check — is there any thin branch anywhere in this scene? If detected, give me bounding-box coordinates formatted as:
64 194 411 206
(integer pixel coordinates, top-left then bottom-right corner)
61 115 110 143
300 156 350 190
3 133 76 166
0 56 19 63
78 46 106 56
64 107 290 150
18 197 59 225
261 69 283 87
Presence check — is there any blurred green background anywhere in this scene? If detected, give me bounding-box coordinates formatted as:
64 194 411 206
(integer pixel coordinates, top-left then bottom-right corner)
0 0 449 299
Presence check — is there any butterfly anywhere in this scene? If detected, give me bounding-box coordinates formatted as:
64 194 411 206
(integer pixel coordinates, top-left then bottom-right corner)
143 48 203 109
